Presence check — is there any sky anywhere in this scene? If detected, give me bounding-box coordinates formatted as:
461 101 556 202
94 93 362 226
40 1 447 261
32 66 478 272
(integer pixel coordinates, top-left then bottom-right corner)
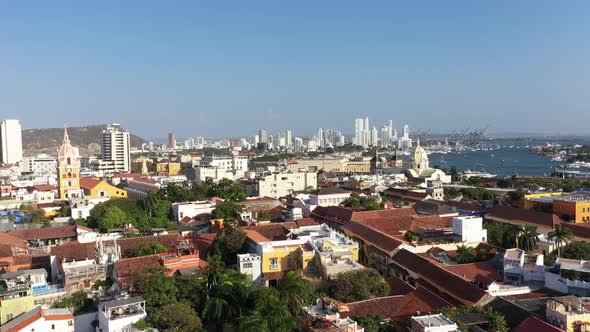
1 1 590 140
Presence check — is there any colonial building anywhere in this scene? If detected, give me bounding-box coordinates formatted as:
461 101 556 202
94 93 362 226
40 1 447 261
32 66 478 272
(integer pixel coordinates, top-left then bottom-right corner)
405 139 451 184
57 128 82 200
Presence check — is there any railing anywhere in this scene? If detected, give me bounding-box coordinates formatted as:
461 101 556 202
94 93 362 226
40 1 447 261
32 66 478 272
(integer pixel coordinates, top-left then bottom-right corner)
33 285 66 297
269 264 278 270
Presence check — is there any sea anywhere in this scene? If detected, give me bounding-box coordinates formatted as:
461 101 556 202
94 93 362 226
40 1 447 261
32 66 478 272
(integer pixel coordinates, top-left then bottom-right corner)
419 138 590 177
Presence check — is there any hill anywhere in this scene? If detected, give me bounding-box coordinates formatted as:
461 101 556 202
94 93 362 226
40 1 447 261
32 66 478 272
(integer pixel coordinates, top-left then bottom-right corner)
22 125 148 156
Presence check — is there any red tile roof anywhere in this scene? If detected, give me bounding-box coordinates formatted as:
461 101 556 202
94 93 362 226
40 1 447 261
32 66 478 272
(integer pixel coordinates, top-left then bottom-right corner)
33 184 57 192
443 261 502 286
241 223 295 241
0 232 28 248
312 206 417 226
117 233 181 258
50 241 95 261
295 218 319 227
111 173 141 178
7 225 77 241
344 296 405 318
486 206 562 228
79 177 102 190
386 274 416 296
341 222 403 254
0 306 43 332
244 230 270 243
392 287 454 327
513 316 565 332
115 255 162 279
391 249 490 305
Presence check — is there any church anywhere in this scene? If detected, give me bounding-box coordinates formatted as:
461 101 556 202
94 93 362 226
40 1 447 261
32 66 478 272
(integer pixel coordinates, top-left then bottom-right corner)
404 139 451 184
57 127 83 199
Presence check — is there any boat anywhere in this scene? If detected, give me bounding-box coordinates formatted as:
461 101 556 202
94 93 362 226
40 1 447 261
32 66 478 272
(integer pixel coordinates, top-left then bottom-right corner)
462 170 497 179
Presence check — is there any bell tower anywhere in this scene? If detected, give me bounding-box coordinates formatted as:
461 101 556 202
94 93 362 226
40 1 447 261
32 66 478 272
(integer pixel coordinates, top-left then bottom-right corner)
57 127 82 199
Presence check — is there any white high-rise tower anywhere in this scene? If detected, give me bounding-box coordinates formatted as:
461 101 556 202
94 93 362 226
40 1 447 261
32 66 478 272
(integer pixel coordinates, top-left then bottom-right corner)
0 119 23 164
101 124 131 173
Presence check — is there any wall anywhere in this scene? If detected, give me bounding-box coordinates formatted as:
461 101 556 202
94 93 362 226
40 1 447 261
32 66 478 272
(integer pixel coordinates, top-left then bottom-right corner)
0 294 35 325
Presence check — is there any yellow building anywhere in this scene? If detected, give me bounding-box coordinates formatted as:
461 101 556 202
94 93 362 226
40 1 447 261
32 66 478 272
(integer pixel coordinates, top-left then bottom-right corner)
80 177 128 198
57 128 82 200
554 197 590 223
157 162 182 176
523 192 563 210
546 295 590 332
344 160 372 174
0 287 35 325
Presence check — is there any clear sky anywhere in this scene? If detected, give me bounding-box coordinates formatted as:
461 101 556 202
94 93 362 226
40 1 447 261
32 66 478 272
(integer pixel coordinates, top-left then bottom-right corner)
1 1 589 139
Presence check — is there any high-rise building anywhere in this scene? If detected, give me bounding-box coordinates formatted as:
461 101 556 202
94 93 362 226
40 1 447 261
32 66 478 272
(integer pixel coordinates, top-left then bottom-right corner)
371 127 379 146
57 128 82 200
0 119 23 164
403 125 410 139
354 117 370 147
168 132 176 150
317 128 324 148
294 137 304 152
380 126 389 147
285 130 293 147
101 124 131 173
258 129 268 143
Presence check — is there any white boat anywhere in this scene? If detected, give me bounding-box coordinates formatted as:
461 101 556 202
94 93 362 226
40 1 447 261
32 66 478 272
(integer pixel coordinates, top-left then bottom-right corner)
462 170 497 179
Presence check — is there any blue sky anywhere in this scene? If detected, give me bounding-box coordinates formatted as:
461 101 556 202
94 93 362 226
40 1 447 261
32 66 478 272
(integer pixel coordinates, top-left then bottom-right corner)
1 1 589 139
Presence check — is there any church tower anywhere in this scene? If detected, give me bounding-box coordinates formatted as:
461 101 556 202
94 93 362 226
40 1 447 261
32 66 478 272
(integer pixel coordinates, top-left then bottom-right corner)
57 127 82 199
411 138 429 173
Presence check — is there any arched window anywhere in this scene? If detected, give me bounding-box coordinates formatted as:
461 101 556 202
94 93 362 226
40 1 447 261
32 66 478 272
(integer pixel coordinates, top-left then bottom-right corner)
68 181 72 187
67 172 72 178
67 157 71 165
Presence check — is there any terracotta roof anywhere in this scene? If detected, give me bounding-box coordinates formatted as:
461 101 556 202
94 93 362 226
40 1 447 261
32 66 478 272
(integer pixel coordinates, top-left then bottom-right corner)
0 306 43 332
50 241 95 261
443 261 502 286
32 184 57 192
513 316 565 332
112 173 141 178
386 274 416 296
312 206 417 226
115 255 161 279
486 206 562 228
241 223 293 241
295 218 319 227
390 249 490 305
341 222 403 253
117 233 181 258
192 233 217 258
0 232 28 248
0 244 13 258
391 287 454 327
7 225 77 241
79 177 102 190
244 230 270 243
344 296 405 318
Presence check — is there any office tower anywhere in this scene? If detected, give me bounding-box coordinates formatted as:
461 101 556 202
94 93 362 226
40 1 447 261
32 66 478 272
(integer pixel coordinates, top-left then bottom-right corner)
101 124 131 173
294 137 304 152
168 132 176 150
0 119 23 164
285 130 293 147
371 127 378 146
381 126 389 147
403 125 410 139
317 128 324 148
258 129 268 143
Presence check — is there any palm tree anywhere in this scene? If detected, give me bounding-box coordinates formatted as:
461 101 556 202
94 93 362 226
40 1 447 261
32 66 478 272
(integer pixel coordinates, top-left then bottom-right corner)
548 224 574 257
517 225 539 252
456 245 475 264
143 191 158 217
277 271 314 316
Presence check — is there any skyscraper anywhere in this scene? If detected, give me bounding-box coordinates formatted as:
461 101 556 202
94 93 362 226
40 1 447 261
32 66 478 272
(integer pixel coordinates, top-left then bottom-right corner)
101 124 131 173
168 132 176 150
354 117 370 147
285 130 293 147
403 124 410 139
0 119 23 164
371 127 378 146
258 129 268 143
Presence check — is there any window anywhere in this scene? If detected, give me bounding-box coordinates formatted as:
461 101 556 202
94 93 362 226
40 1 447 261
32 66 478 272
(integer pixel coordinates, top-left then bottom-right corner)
67 157 71 165
270 258 278 270
287 256 292 269
52 324 55 329
68 320 73 326
6 313 13 321
243 262 253 269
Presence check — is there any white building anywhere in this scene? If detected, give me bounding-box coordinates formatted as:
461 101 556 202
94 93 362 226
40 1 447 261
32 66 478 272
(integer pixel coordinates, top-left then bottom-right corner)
172 200 216 222
0 119 23 165
200 155 248 179
452 216 487 243
309 187 351 207
101 124 131 173
98 296 147 332
191 166 232 183
21 154 57 174
257 171 317 199
0 306 74 332
71 197 110 220
410 314 457 332
237 253 262 285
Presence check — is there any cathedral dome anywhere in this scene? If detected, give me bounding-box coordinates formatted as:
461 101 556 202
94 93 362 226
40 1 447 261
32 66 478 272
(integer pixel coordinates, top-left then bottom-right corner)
57 128 79 162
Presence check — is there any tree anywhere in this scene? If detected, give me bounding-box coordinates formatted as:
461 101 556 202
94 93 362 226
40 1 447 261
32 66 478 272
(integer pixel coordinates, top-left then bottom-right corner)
150 302 203 332
516 225 539 252
28 209 47 224
441 306 508 332
129 241 167 257
277 271 316 316
456 245 475 264
211 178 247 202
52 291 94 314
57 205 71 218
248 287 298 332
257 211 271 221
98 206 127 232
353 315 395 332
341 194 362 208
176 274 207 313
208 226 247 265
558 241 590 260
548 224 574 257
329 269 390 303
211 201 244 224
449 166 459 182
133 266 178 312
143 191 158 218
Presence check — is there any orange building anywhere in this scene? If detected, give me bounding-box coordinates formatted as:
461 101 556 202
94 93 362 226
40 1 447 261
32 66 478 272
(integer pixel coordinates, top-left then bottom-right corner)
553 197 590 223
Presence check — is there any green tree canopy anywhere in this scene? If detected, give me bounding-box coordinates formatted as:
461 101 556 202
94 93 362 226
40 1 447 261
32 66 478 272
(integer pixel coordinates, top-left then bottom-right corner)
98 206 127 232
150 302 203 332
328 269 390 303
129 241 167 257
211 201 245 224
133 266 178 312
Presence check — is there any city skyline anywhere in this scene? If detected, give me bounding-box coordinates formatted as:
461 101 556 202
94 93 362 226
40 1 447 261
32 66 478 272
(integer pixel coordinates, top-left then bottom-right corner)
2 2 590 138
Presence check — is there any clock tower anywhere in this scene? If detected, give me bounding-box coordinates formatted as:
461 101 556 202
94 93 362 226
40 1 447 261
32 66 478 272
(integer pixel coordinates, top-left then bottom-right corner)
57 127 82 200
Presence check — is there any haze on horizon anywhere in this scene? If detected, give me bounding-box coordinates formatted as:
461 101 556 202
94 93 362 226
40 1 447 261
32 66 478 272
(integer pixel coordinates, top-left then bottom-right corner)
1 1 589 139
